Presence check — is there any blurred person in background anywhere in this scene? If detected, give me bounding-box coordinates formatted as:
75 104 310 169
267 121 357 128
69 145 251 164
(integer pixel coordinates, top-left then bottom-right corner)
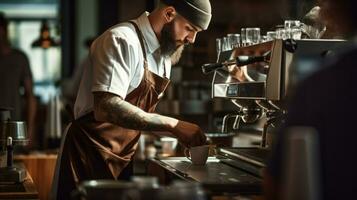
0 12 37 150
301 6 327 39
52 0 212 199
264 0 357 199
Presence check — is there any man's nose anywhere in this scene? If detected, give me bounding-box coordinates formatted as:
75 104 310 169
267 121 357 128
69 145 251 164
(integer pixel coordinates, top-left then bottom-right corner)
186 32 197 44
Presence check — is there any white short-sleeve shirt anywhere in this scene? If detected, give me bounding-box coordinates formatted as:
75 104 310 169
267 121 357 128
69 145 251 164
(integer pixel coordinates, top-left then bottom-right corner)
74 12 171 119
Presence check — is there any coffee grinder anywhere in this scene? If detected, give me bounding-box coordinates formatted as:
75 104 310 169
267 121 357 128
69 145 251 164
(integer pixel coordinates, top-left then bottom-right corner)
0 108 27 183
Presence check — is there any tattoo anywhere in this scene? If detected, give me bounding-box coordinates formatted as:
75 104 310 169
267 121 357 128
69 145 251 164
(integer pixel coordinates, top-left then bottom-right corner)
93 92 170 131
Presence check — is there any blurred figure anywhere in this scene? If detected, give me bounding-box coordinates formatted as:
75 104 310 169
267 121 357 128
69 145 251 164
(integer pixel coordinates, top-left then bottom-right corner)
301 5 343 39
264 0 357 200
0 12 37 149
301 6 327 39
318 0 357 39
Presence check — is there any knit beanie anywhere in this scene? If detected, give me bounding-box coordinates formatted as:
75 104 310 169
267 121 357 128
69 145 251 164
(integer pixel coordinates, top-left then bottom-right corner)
162 0 212 30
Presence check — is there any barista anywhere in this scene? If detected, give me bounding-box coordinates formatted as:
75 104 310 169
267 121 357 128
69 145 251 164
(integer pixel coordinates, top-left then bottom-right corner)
52 0 212 199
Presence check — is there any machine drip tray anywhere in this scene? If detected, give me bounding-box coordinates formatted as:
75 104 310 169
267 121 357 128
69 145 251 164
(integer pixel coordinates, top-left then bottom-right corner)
218 147 270 177
149 157 262 195
220 147 269 165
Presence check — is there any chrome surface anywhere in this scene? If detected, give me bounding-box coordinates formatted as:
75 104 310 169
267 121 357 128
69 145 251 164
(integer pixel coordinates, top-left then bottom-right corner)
0 121 28 145
77 178 207 200
208 39 347 149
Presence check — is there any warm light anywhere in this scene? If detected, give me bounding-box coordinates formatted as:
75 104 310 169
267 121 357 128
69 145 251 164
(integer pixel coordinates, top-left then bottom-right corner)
31 20 59 49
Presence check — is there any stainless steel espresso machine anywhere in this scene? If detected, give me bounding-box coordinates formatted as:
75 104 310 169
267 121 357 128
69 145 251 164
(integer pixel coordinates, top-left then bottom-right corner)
202 39 347 177
147 39 348 196
0 108 28 183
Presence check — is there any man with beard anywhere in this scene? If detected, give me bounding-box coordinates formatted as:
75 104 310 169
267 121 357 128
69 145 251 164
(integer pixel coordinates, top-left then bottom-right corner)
51 0 212 199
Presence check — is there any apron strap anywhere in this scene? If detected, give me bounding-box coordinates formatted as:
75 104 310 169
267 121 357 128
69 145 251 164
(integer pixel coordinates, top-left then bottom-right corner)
128 21 148 64
128 21 167 78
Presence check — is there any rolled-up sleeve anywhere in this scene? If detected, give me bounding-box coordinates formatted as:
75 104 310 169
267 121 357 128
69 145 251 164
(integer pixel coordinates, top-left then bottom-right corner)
91 31 135 99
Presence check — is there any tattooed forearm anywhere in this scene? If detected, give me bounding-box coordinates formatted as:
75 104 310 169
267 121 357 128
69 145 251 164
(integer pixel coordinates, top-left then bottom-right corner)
93 92 177 131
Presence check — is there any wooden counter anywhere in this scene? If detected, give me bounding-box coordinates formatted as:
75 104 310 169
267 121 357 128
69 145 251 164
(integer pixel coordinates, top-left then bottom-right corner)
15 153 57 200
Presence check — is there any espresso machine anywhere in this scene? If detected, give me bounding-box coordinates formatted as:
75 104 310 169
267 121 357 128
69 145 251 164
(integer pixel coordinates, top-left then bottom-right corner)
0 108 28 183
202 39 347 177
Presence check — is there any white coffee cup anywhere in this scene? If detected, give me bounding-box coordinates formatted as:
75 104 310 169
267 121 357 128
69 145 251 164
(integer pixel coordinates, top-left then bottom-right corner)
184 145 210 165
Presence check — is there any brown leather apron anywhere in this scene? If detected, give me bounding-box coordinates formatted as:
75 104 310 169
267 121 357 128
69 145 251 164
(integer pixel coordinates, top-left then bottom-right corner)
54 21 170 200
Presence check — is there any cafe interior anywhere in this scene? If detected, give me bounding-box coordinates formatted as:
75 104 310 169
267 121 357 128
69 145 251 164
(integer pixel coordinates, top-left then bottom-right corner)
0 0 355 199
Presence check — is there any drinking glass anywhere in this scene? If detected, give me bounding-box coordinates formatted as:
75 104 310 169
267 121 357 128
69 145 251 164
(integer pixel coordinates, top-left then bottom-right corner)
284 20 302 39
222 37 230 51
227 33 241 49
276 28 288 40
266 31 277 41
216 38 221 58
261 35 268 43
284 20 300 29
246 27 261 45
241 28 246 46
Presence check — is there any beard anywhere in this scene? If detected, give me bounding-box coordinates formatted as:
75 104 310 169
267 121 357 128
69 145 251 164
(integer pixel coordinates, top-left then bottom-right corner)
160 21 185 65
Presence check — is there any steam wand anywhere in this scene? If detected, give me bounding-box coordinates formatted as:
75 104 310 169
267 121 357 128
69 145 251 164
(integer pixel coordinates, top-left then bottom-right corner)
202 51 271 74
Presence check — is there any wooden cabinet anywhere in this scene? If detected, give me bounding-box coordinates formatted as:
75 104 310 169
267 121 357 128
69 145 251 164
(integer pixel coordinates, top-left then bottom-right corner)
15 154 57 200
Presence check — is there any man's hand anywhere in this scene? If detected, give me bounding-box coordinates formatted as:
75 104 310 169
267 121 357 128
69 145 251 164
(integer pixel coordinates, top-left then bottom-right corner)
227 65 254 82
171 120 206 148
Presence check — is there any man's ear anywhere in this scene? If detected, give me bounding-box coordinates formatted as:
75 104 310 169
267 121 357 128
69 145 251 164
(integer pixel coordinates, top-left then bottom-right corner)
164 6 176 22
